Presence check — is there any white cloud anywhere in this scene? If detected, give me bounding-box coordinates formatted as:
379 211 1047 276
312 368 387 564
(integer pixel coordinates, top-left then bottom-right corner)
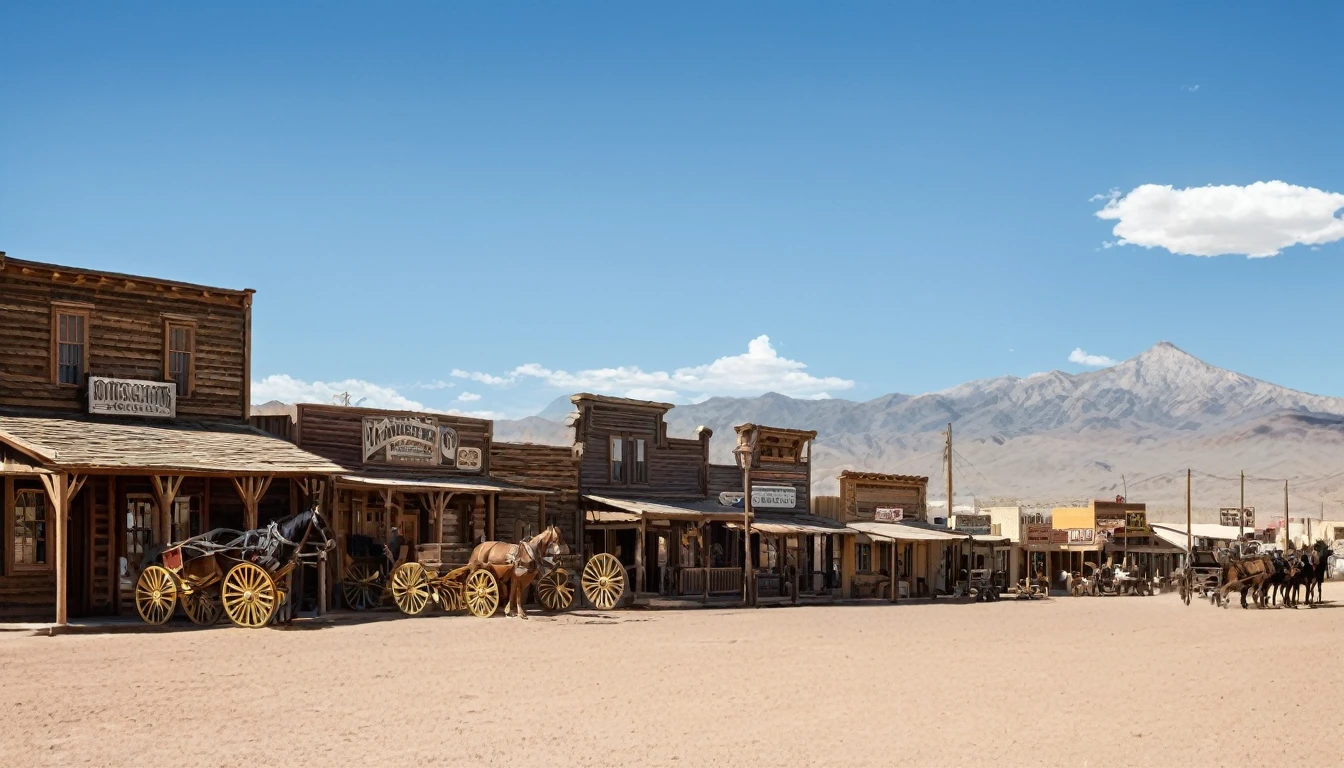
452 335 853 402
456 391 482 402
1183 84 1200 93
1094 181 1344 258
1089 188 1121 203
416 379 455 390
252 374 427 410
450 369 511 386
1068 348 1117 367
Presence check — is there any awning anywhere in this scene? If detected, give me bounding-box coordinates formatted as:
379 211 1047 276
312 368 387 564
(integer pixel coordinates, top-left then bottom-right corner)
848 521 968 543
726 513 850 536
338 474 549 495
583 494 745 522
967 534 1012 546
1150 526 1192 553
1151 522 1248 543
0 409 343 475
586 509 640 524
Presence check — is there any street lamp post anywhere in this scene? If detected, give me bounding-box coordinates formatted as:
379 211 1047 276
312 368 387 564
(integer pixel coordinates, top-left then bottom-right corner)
734 441 755 606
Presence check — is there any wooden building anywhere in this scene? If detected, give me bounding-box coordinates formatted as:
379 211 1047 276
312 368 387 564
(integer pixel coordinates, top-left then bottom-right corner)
267 404 562 605
0 254 341 624
572 393 846 605
818 471 967 600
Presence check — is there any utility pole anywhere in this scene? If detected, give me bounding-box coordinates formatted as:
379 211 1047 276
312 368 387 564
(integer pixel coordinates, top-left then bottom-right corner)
1186 470 1192 559
1283 480 1289 550
1239 470 1245 537
945 423 956 588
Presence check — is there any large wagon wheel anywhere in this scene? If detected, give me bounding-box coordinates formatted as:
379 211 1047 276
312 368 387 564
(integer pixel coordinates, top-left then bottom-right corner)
390 562 433 616
342 562 384 611
135 565 179 625
464 569 500 618
181 588 222 626
439 580 464 612
582 553 625 610
221 562 278 628
537 569 574 611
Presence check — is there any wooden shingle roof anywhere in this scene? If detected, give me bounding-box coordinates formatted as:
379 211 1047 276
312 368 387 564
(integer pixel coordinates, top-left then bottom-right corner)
0 410 343 475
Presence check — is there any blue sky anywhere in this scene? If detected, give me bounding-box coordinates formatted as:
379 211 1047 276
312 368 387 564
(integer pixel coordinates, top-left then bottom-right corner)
3 3 1343 418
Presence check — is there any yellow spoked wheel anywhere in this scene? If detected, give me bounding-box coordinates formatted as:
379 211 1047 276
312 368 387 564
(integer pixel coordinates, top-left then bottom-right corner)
221 562 278 628
135 565 179 625
181 588 222 626
537 569 574 611
464 569 500 618
342 562 383 611
390 562 433 616
582 553 626 610
440 581 464 612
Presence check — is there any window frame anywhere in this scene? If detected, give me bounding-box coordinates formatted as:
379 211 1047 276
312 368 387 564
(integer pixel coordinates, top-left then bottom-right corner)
162 316 197 397
855 542 872 573
50 302 93 387
632 437 649 484
11 487 52 572
609 435 625 484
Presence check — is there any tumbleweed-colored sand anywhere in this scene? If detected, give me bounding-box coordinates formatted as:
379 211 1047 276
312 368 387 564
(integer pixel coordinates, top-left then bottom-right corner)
4 584 1343 767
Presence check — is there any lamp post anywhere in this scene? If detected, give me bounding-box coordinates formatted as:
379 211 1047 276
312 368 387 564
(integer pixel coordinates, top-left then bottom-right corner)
733 441 755 606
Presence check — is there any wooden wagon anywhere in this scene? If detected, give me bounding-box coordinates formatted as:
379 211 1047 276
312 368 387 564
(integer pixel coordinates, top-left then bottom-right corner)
386 551 627 617
1179 549 1224 606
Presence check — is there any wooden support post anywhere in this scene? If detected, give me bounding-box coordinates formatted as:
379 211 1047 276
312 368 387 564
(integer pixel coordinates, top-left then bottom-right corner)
487 493 496 541
150 475 185 544
40 472 86 626
635 515 647 596
317 550 327 616
230 475 272 530
890 538 898 603
538 494 546 532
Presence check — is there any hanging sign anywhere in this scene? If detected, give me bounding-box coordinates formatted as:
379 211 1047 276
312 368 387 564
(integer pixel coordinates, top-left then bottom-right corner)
718 485 797 510
1066 528 1095 545
954 514 992 535
875 507 904 522
363 415 439 464
88 377 176 419
456 446 483 471
1025 524 1052 546
1219 507 1254 527
439 426 459 466
1125 511 1148 533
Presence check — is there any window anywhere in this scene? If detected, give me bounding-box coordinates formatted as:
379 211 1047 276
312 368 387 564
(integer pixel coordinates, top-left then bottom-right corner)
632 438 648 483
164 320 196 396
52 307 90 386
855 543 872 573
609 436 624 483
125 496 155 568
13 490 48 567
169 496 201 542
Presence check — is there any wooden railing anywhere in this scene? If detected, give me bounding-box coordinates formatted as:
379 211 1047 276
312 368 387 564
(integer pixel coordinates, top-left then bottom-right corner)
679 567 743 596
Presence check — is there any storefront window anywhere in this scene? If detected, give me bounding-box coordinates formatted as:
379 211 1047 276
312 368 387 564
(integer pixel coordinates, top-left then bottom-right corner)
855 543 871 572
13 490 47 566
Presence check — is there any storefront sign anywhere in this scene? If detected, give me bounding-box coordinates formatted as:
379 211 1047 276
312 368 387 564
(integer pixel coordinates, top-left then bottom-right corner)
363 415 439 464
439 426 459 466
875 507 903 522
1219 507 1254 527
1125 511 1147 533
456 446 483 471
88 377 176 419
718 485 797 510
954 514 992 535
1095 516 1125 535
1066 528 1095 545
1025 524 1052 546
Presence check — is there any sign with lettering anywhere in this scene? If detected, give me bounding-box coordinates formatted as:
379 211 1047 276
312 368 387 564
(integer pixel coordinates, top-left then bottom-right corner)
1219 507 1254 527
363 415 439 464
1125 511 1148 533
88 377 176 419
1095 516 1125 535
718 485 798 510
455 446 483 471
1066 528 1095 545
954 514 991 535
1025 524 1052 546
1049 529 1069 544
875 507 903 522
439 426 459 466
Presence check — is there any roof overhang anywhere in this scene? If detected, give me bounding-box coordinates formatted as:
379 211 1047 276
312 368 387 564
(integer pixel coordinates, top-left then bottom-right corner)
848 521 968 543
338 474 550 495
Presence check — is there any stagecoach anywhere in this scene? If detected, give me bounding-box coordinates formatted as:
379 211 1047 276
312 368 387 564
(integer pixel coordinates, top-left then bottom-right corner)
1178 549 1223 606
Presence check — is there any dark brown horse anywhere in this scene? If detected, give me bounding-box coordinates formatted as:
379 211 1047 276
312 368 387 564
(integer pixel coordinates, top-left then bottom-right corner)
466 526 567 619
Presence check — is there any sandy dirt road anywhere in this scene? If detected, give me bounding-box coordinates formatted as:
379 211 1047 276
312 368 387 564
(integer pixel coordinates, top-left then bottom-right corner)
3 585 1343 768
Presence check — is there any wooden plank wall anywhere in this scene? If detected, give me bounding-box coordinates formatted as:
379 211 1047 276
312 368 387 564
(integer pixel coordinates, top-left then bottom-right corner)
249 414 293 442
750 464 812 515
577 402 707 498
707 463 742 496
490 442 581 545
295 404 491 476
0 264 249 419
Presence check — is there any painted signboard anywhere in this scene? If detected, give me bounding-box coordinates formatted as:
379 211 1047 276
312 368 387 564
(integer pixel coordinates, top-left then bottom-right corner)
439 426 459 466
1066 528 1095 545
1125 511 1147 533
363 415 439 464
1049 529 1069 544
88 376 176 419
874 507 904 522
456 446 483 471
1219 507 1255 527
1025 524 1052 546
954 514 992 535
718 485 798 510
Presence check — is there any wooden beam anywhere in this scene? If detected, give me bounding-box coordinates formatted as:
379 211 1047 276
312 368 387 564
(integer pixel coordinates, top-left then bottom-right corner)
39 472 69 625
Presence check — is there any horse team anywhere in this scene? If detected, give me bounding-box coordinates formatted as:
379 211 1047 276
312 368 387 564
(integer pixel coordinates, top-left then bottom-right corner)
1213 540 1333 609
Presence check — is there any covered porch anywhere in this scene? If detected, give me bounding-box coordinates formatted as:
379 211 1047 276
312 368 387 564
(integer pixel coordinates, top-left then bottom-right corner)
845 521 968 600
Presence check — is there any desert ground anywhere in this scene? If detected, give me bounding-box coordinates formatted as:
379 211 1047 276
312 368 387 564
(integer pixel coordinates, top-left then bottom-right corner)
4 586 1344 768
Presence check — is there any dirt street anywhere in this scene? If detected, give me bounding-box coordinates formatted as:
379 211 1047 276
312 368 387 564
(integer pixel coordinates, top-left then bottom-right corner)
4 585 1343 767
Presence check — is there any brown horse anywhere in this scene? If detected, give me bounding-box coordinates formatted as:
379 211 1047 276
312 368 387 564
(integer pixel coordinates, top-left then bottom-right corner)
1217 553 1272 609
466 526 567 619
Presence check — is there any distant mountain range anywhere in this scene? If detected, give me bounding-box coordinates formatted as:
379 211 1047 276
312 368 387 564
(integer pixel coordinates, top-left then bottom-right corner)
494 343 1344 517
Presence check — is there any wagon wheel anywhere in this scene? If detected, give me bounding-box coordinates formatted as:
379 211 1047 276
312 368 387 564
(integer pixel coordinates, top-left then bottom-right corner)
135 565 179 625
464 569 500 617
342 562 384 611
582 553 626 610
181 588 222 626
440 580 465 612
390 562 433 616
537 569 574 611
221 562 278 628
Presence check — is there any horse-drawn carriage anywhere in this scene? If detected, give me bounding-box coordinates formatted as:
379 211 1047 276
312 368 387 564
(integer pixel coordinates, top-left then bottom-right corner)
375 526 628 618
1178 548 1224 606
134 508 333 628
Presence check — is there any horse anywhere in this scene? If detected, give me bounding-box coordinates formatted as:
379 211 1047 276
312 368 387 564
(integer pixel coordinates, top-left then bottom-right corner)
1216 553 1272 609
236 507 336 624
466 526 567 619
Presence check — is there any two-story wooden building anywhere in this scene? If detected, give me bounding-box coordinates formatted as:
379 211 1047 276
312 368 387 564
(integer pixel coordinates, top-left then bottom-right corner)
572 393 847 605
0 254 341 623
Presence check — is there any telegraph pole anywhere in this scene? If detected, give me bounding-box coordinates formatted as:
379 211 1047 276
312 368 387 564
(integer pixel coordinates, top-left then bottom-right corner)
945 423 956 587
1283 480 1289 549
1186 470 1192 557
1239 470 1245 537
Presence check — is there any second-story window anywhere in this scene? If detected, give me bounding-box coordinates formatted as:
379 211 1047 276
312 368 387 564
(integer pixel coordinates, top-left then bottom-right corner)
609 436 624 483
632 438 648 483
52 307 90 386
165 320 195 396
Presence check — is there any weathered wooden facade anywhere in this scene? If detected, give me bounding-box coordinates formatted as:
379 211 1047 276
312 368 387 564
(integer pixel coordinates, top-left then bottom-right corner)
573 393 846 605
0 255 340 623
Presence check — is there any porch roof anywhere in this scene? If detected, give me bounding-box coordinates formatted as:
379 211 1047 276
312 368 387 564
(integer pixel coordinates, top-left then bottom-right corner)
583 494 745 522
0 409 342 476
848 521 968 543
337 473 550 495
726 513 851 536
